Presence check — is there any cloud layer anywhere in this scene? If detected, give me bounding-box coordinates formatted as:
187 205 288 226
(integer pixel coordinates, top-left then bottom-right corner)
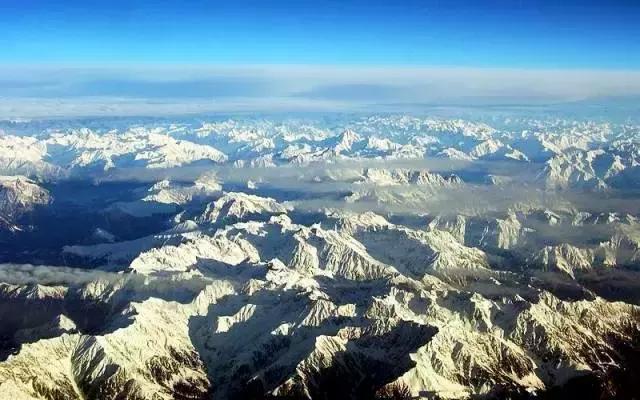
1 65 639 117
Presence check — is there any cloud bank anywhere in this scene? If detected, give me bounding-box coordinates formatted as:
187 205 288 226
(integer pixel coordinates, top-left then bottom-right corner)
1 65 639 117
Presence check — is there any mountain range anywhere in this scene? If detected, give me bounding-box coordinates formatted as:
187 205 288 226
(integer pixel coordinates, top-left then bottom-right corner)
0 114 639 399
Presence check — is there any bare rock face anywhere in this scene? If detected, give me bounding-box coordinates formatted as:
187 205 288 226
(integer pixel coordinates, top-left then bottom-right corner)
429 212 523 250
528 244 595 278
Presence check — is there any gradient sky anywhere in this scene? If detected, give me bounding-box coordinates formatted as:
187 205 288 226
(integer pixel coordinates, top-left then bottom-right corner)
1 0 640 117
1 0 639 68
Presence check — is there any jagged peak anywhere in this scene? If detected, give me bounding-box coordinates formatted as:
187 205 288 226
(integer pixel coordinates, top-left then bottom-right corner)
197 191 291 224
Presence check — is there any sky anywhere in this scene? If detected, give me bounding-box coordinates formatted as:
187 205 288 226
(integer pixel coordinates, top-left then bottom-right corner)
0 0 639 116
2 0 639 68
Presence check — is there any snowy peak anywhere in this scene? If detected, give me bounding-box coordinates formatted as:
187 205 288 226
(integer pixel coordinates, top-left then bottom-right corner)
332 129 361 154
357 168 462 187
196 192 291 225
142 176 221 205
0 176 50 228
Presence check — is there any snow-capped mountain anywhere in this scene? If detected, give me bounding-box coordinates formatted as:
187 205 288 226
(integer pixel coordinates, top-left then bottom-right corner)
355 168 462 187
0 115 638 191
1 113 640 399
0 176 51 232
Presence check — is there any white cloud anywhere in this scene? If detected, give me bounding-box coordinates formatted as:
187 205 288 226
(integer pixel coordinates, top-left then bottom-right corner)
0 65 639 117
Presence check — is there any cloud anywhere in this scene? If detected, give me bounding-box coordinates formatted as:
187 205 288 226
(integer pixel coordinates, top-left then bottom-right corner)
0 96 352 118
40 78 273 99
0 264 210 303
294 84 417 102
92 159 556 217
0 65 639 117
0 264 118 286
92 158 640 226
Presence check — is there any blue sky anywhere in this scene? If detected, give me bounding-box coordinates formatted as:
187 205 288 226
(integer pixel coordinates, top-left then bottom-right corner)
2 0 639 68
1 1 639 117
